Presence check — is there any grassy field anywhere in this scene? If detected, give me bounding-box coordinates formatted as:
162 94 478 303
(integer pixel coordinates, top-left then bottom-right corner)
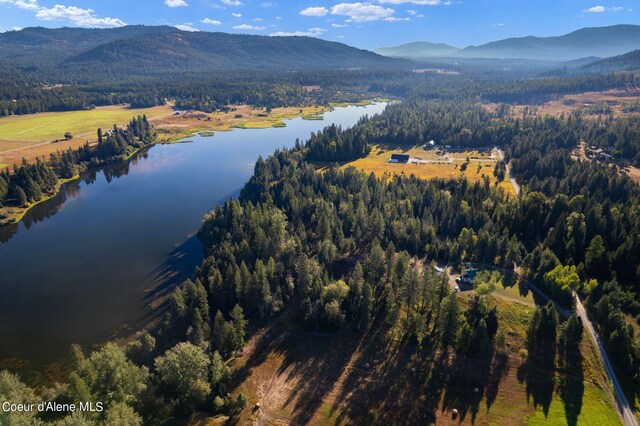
342 145 516 196
153 104 330 142
0 104 331 169
223 281 620 426
0 104 173 149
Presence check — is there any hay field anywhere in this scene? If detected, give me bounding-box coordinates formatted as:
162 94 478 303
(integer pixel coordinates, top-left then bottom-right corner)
343 145 516 196
0 104 173 150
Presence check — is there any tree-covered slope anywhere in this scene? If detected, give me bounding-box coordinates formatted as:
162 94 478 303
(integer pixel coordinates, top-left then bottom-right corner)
580 49 640 73
375 41 460 58
0 26 402 72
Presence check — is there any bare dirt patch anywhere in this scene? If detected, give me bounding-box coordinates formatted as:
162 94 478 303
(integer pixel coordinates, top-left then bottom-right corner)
489 89 640 119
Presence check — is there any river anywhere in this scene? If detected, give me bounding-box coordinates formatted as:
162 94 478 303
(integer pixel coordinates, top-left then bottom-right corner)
0 103 387 375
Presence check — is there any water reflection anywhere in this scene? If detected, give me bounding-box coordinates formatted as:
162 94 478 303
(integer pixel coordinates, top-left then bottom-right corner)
0 103 388 369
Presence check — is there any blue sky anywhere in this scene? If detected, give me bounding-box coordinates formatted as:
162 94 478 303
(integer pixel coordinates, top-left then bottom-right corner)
0 0 638 49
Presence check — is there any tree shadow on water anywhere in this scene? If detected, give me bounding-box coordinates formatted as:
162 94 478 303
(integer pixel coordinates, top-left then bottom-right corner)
137 234 204 325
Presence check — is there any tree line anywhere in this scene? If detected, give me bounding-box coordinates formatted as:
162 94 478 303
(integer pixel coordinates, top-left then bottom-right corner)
0 116 153 210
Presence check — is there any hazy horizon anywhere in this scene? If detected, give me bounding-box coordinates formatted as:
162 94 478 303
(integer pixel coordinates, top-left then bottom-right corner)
0 0 638 50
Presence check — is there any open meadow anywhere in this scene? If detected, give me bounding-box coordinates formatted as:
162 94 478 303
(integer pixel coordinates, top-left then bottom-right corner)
152 104 330 141
0 104 331 169
0 104 173 148
0 104 174 169
227 290 620 426
341 145 517 196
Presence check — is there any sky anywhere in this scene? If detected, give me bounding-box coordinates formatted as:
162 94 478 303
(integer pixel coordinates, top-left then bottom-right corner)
0 0 638 49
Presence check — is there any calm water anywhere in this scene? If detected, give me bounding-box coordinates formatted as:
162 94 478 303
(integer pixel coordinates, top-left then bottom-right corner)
0 103 387 369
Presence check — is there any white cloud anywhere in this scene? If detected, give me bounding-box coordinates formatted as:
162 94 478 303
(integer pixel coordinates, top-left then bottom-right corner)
585 5 606 12
175 23 199 31
261 2 274 6
0 0 38 10
331 23 347 27
232 12 242 17
300 6 329 16
384 16 409 21
253 17 263 21
584 5 624 13
270 27 327 37
406 9 417 15
330 2 395 22
275 16 282 19
165 0 188 7
378 0 447 4
222 0 243 5
12 26 23 31
201 17 222 25
233 24 265 30
35 5 126 27
0 0 126 27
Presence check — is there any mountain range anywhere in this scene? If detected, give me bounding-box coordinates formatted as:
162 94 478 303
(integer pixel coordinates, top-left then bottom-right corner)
0 26 399 73
376 24 640 61
2 24 639 77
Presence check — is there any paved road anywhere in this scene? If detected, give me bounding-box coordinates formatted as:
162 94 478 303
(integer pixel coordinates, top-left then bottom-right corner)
496 148 521 196
575 297 639 426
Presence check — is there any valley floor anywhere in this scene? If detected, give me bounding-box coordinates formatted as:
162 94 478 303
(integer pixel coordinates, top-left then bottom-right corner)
0 103 331 169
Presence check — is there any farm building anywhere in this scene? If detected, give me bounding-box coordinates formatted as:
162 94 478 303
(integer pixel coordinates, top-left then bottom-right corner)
390 153 410 163
422 140 437 150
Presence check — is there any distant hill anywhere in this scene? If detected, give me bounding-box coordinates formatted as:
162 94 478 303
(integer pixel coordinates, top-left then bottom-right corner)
0 26 172 62
0 26 401 73
375 41 460 58
376 25 640 61
580 49 640 73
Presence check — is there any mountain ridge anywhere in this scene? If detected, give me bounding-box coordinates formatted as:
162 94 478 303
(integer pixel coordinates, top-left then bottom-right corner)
375 41 460 58
0 25 401 72
377 24 640 61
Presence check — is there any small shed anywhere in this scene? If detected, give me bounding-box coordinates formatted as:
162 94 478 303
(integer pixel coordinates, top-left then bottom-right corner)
390 153 410 163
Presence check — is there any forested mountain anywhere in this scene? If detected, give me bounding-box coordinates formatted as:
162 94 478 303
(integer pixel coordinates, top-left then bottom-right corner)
376 25 640 61
375 41 460 58
0 26 173 63
580 49 640 73
0 26 401 73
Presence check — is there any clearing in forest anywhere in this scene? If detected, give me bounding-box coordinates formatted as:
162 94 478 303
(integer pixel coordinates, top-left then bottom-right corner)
341 145 516 196
0 104 173 148
226 295 620 426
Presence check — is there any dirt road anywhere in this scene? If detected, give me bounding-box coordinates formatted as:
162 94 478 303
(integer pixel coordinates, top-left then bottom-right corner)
575 297 639 426
496 148 520 196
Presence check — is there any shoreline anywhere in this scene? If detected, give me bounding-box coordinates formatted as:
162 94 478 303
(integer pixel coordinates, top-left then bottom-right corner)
0 143 155 227
0 100 386 228
0 175 80 227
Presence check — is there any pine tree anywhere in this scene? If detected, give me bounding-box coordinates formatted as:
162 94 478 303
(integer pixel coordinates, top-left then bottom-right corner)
358 282 373 332
230 304 247 350
15 186 27 207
